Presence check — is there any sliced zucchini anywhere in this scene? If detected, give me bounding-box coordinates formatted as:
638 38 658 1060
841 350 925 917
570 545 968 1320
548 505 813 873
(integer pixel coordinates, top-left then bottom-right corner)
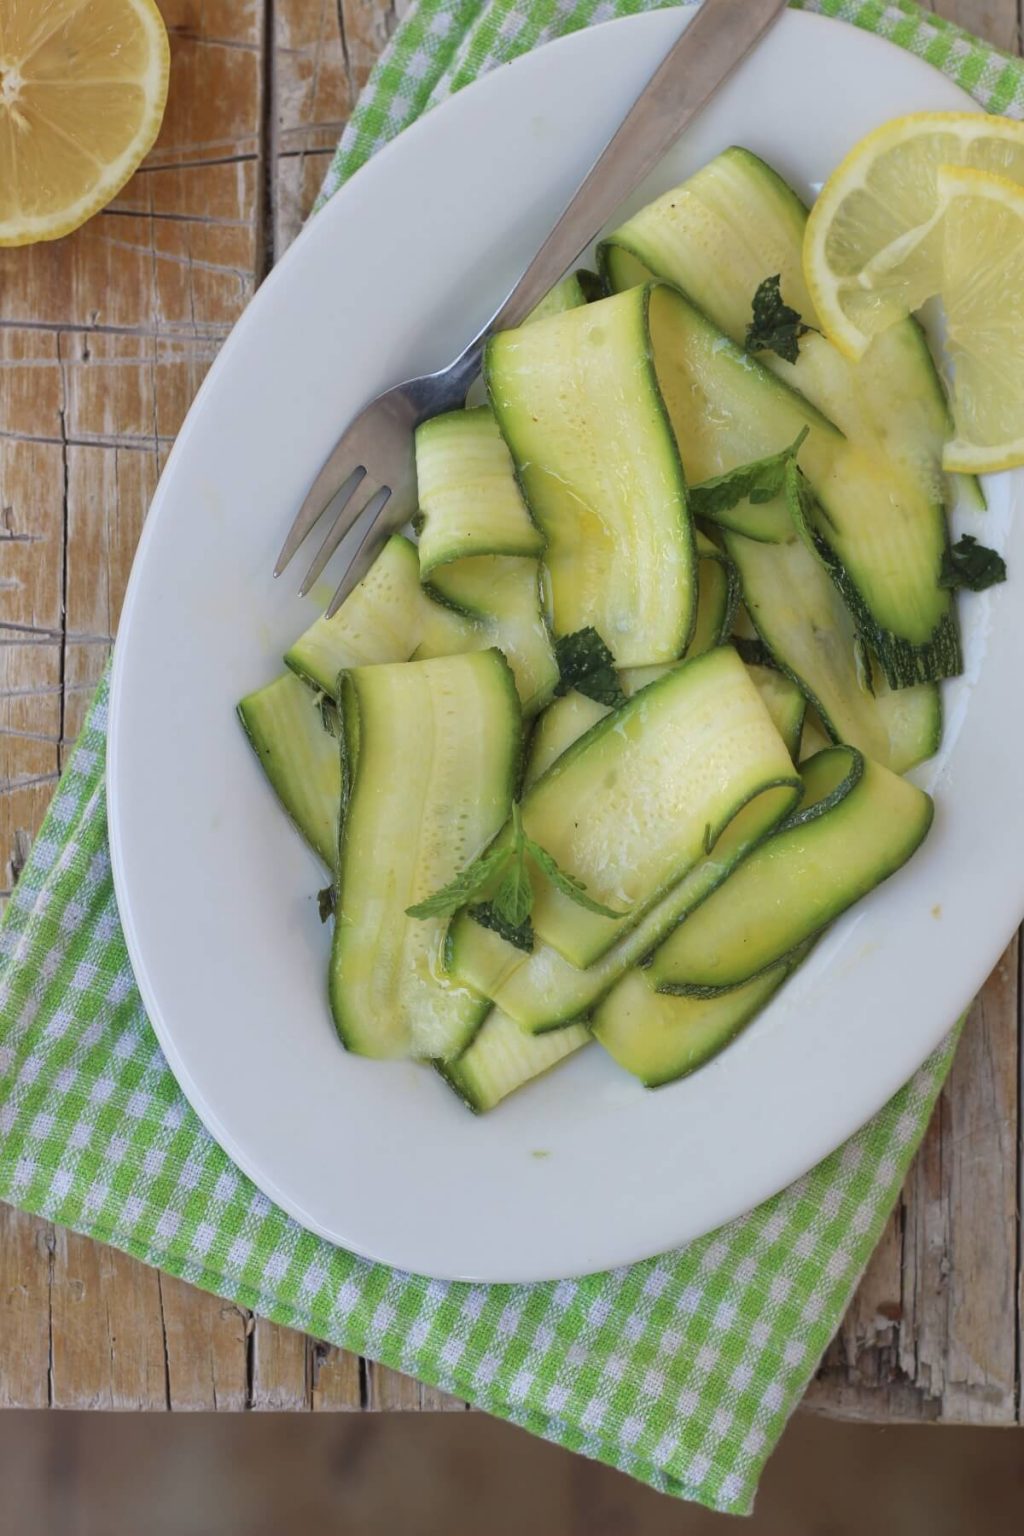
331 650 520 1060
724 519 941 774
414 406 543 576
614 531 737 673
528 271 588 321
956 473 986 512
462 273 590 411
623 659 803 759
744 664 805 760
448 764 801 1032
600 145 973 514
486 286 696 666
525 692 609 788
418 555 558 716
237 672 341 872
284 534 425 695
414 586 481 657
695 490 792 544
449 647 802 1017
799 707 832 762
536 654 802 800
592 954 801 1088
438 1009 590 1112
617 663 672 694
646 283 959 689
529 535 743 787
649 746 933 996
519 647 799 967
686 530 739 657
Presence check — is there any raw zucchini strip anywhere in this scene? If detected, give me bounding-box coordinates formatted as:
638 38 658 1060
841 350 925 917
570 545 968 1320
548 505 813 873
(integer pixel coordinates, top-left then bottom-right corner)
237 672 341 872
523 531 743 789
799 708 832 762
462 273 590 411
447 765 800 1033
438 1010 590 1113
622 656 803 752
528 270 589 321
529 654 803 794
686 529 740 657
414 407 543 576
600 145 977 514
486 286 696 666
612 530 737 671
724 518 941 774
525 692 609 788
331 650 520 1060
285 534 426 694
646 283 959 689
649 746 933 997
694 490 791 544
518 647 798 967
592 954 802 1088
418 554 558 716
743 664 805 760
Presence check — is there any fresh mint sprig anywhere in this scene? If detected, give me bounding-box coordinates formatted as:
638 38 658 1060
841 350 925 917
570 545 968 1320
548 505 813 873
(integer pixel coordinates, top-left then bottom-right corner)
406 801 625 948
689 428 809 523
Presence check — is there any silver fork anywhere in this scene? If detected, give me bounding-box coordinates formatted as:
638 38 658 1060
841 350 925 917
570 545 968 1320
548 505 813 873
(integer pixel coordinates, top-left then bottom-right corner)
275 0 787 615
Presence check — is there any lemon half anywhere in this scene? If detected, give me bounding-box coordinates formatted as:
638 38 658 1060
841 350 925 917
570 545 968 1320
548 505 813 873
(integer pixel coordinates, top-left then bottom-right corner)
0 0 170 246
803 112 1024 358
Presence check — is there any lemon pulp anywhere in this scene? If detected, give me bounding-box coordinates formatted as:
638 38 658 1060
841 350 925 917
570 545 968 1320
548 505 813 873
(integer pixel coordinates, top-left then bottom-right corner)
0 0 170 246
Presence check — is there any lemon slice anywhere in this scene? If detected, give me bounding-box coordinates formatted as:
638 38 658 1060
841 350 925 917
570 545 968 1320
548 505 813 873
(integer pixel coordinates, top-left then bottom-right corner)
803 112 1024 359
0 0 170 246
937 166 1024 473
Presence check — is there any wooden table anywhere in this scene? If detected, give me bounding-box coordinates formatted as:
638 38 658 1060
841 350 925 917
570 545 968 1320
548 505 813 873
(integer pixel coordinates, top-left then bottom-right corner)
0 0 1021 1421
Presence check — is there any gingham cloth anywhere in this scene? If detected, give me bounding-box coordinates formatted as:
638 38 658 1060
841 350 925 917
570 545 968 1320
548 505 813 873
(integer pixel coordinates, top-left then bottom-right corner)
0 0 1013 1514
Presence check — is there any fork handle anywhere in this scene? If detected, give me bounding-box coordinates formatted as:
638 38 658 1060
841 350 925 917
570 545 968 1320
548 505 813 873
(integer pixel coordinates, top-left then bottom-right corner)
448 0 787 387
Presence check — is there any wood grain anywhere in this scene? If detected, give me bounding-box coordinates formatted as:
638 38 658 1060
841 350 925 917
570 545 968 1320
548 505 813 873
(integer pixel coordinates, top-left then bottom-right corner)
157 1275 250 1412
0 1205 51 1409
807 943 1020 1423
1 0 1021 1422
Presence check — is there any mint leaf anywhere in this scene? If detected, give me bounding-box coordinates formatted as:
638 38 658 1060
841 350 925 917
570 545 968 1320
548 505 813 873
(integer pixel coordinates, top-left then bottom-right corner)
405 843 511 919
554 627 626 707
469 902 534 952
317 885 336 923
524 836 626 919
494 860 533 927
939 534 1007 593
493 806 533 927
690 428 809 520
409 801 628 935
746 275 816 364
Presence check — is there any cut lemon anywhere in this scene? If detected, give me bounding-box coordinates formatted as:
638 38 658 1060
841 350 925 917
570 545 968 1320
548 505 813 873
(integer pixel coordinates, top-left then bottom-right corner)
803 112 1024 359
0 0 170 246
937 166 1024 473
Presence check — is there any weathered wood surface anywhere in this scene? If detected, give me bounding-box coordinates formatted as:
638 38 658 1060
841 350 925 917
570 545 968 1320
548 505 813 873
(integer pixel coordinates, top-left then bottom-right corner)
0 0 1020 1419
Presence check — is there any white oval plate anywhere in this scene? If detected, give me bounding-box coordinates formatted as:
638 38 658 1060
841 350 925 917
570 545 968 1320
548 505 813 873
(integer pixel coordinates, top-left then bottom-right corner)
109 8 1024 1281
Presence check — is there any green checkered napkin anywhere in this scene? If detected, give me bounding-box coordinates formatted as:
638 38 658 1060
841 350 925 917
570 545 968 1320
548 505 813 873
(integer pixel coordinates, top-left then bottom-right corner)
0 0 1013 1514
